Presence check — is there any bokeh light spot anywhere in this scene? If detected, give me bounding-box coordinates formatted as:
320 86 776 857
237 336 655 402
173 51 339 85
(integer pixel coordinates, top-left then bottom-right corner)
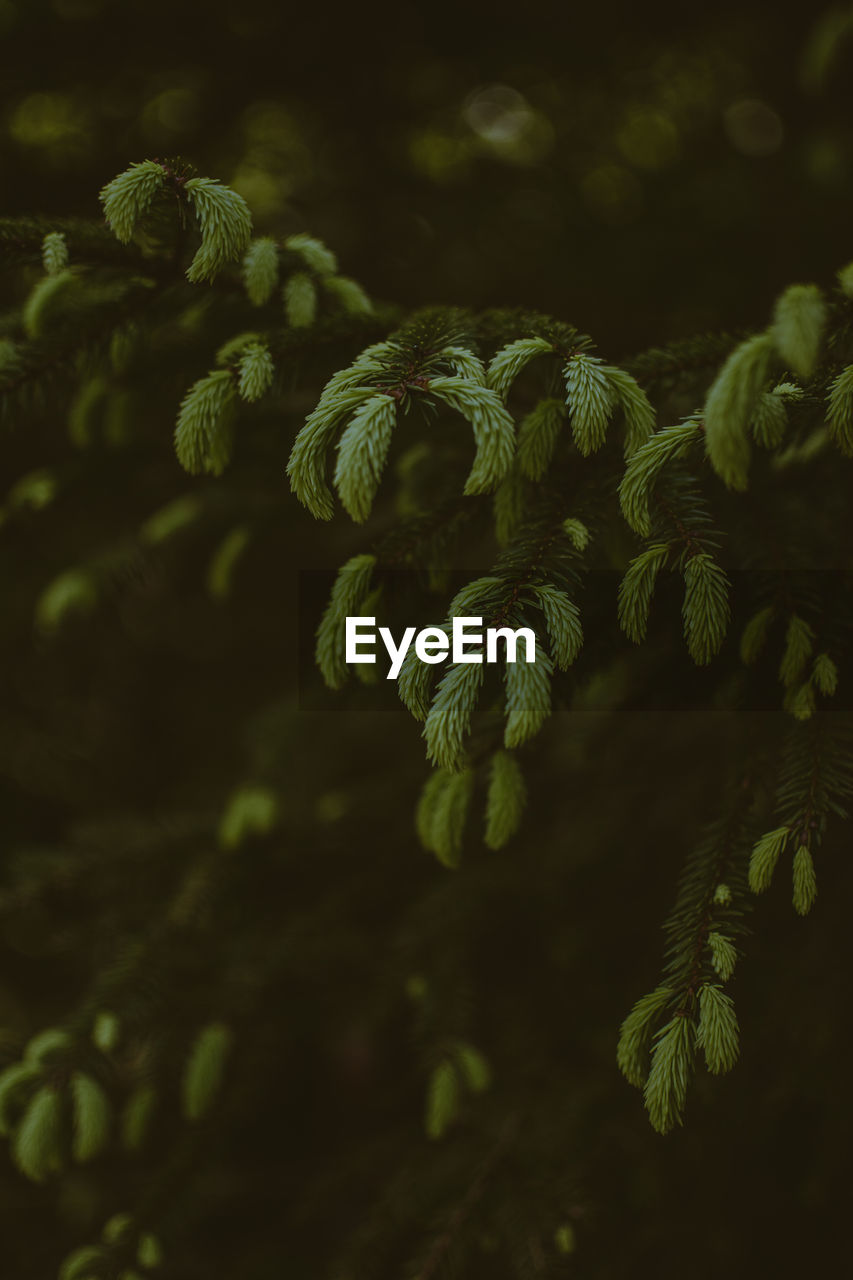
724 98 784 157
617 107 680 170
409 129 470 182
9 92 93 164
141 88 200 143
462 84 553 164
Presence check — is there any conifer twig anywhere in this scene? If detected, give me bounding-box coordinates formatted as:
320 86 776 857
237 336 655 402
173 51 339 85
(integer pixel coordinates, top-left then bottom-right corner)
415 1115 520 1280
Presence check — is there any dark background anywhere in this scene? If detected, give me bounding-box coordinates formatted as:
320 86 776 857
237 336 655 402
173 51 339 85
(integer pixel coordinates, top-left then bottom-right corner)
3 1 853 1276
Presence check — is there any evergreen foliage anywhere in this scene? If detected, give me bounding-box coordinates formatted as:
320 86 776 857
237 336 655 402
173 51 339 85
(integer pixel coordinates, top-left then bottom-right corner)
5 20 853 1269
483 750 527 849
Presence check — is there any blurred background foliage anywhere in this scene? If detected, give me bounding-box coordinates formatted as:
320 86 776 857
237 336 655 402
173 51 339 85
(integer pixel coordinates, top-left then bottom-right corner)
3 1 853 1277
3 0 853 347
